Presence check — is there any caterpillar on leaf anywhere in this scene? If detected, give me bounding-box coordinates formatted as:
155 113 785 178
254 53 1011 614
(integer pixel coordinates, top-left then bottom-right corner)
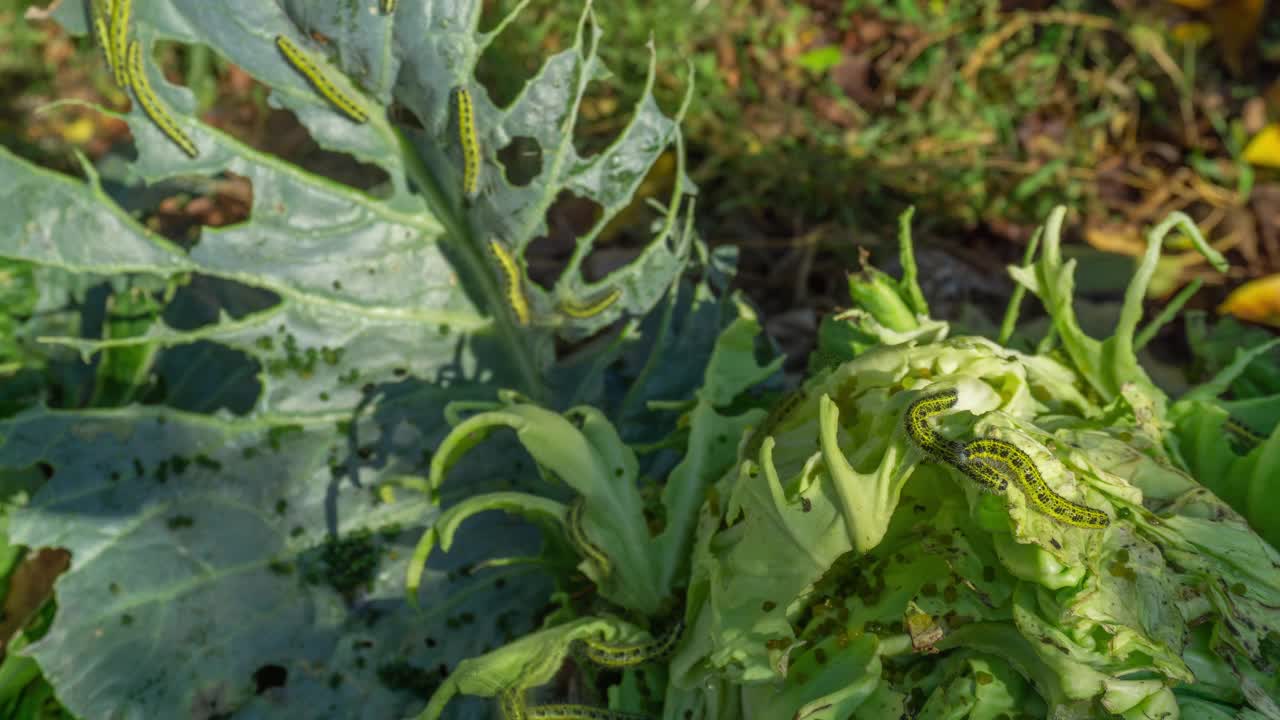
488 239 532 326
126 40 199 158
905 389 1109 529
275 35 369 124
560 288 621 320
455 86 482 200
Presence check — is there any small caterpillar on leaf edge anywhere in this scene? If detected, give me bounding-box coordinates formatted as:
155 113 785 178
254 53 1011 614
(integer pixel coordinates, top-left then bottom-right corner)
456 86 481 200
488 239 531 326
566 496 611 576
577 620 685 668
126 41 199 158
560 288 621 320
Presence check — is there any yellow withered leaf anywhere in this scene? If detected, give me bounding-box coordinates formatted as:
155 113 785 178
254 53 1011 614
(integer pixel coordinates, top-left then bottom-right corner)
1171 21 1213 46
1244 123 1280 168
1218 274 1280 327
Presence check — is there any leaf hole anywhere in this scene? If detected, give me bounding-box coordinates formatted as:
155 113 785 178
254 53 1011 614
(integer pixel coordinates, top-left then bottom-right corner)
163 275 281 331
583 152 681 277
524 190 603 292
496 136 542 187
252 664 288 694
572 82 624 160
148 341 263 415
147 172 254 252
474 7 541 110
257 108 392 196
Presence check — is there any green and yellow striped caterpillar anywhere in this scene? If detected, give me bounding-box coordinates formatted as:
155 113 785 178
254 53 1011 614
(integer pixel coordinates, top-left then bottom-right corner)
576 620 685 669
89 0 124 86
126 41 199 158
110 0 132 87
566 496 611 576
488 239 532 326
274 35 369 124
905 389 1109 529
904 389 987 484
455 87 482 200
499 689 650 720
1223 417 1266 456
964 438 1110 529
560 288 621 320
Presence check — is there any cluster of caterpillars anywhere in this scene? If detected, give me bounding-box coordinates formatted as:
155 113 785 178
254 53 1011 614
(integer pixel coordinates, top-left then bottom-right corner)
93 0 197 157
96 4 623 331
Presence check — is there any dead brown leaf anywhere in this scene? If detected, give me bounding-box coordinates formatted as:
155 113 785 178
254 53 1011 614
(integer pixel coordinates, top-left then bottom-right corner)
0 548 70 655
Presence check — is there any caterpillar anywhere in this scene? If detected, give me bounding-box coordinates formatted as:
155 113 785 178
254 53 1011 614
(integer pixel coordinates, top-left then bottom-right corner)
577 620 685 669
963 438 1110 529
126 41 199 158
1223 417 1266 456
560 288 622 319
274 35 369 124
380 0 396 13
90 0 123 86
744 390 806 459
500 689 526 720
952 453 1011 495
904 389 988 484
499 689 650 720
455 86 481 200
566 496 611 576
488 239 532 326
110 0 132 88
905 389 1109 529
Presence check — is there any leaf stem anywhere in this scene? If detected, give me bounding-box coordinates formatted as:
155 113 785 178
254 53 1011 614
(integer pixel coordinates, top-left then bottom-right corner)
392 129 545 401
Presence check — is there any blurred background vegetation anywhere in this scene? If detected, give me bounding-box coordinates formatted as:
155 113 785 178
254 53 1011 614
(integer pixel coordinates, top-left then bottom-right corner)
11 0 1277 373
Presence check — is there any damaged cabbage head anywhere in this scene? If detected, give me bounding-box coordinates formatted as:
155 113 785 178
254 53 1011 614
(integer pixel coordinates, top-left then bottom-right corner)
417 208 1280 720
669 208 1280 719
